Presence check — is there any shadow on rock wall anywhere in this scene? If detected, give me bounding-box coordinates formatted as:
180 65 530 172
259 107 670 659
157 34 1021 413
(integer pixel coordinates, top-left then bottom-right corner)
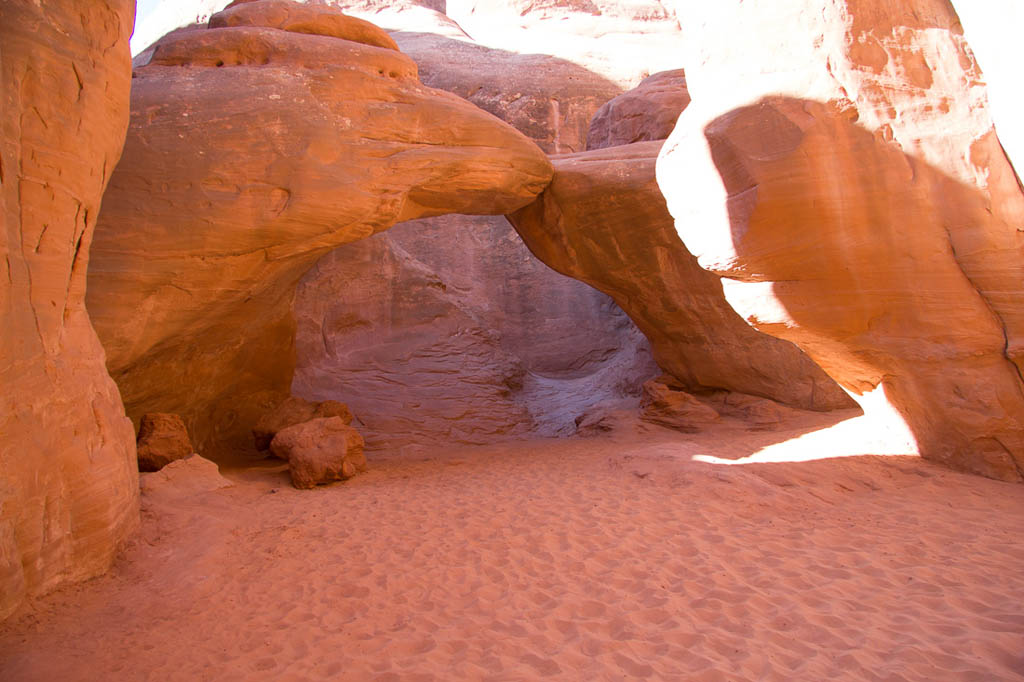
293 215 657 450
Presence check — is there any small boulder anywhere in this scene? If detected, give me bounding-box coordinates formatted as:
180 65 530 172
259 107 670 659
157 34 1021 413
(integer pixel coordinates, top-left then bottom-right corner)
269 417 367 489
137 413 194 472
253 396 353 451
640 376 720 432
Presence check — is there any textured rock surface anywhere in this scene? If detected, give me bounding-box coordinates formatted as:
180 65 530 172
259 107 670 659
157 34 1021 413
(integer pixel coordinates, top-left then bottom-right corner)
587 69 690 150
269 417 368 489
438 0 684 87
88 3 553 453
137 414 195 472
294 217 658 449
640 378 720 432
659 1 1024 480
0 0 138 619
509 142 852 411
253 397 353 451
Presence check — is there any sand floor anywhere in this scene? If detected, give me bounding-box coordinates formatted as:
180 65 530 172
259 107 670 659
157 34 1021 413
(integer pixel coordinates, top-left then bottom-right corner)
2 411 1023 681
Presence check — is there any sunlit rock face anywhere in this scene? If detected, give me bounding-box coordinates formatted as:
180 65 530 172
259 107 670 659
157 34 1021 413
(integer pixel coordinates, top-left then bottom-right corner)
0 0 138 619
659 0 1024 480
88 1 553 453
508 142 852 412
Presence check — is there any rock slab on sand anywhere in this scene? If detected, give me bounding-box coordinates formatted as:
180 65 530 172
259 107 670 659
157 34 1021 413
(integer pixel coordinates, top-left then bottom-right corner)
140 454 233 502
270 417 368 489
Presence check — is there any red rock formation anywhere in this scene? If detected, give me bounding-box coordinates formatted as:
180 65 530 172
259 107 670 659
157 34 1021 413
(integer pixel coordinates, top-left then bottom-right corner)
87 2 553 453
137 413 195 472
660 1 1024 480
587 69 690 150
0 0 137 619
508 142 852 411
270 417 368 489
290 21 662 450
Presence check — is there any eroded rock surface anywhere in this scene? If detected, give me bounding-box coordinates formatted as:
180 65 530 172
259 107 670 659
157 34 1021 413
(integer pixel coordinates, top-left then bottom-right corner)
509 142 852 411
294 216 658 449
88 2 552 453
209 0 401 49
659 0 1024 480
137 413 195 472
0 0 138 619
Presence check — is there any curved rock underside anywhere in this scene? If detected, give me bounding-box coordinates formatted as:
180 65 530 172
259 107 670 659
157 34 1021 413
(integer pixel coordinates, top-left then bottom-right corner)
292 16 665 449
88 0 553 452
508 142 852 412
659 0 1024 480
0 0 138 619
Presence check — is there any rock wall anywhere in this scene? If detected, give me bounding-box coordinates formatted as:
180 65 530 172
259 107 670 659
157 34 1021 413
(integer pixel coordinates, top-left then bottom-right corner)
0 0 138 619
87 1 553 453
294 216 657 450
659 0 1024 480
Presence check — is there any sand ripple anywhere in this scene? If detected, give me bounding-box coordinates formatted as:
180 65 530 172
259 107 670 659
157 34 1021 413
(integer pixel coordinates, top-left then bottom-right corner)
2 414 1023 681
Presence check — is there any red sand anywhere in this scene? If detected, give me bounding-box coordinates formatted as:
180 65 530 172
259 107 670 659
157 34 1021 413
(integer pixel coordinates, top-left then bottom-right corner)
2 411 1023 681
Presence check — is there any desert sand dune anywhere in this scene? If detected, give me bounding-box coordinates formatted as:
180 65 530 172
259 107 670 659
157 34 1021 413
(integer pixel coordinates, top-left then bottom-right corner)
2 413 1023 681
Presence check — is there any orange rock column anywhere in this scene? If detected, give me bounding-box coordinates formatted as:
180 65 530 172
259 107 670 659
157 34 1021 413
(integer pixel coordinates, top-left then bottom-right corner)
0 0 138 618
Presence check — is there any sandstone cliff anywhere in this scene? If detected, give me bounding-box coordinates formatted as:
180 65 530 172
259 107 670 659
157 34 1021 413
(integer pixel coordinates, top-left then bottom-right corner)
1 0 138 619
